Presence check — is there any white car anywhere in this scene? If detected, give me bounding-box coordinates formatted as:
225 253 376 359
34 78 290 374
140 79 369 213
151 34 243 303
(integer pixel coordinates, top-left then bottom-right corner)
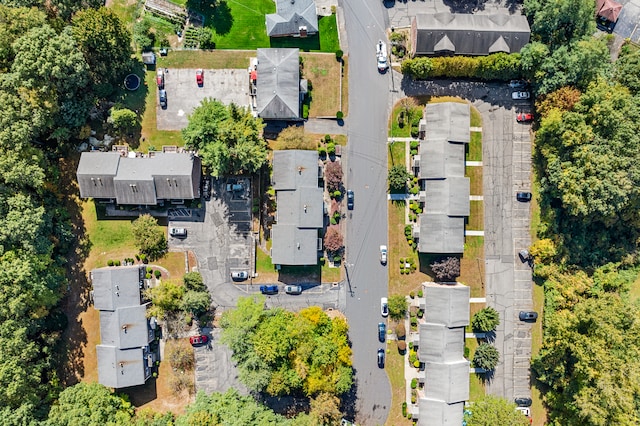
284 285 302 295
169 227 187 238
380 245 387 264
381 297 388 317
376 40 388 72
515 407 531 417
512 91 530 100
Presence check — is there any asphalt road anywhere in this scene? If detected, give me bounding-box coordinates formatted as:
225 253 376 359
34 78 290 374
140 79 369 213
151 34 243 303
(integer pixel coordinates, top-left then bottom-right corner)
341 0 393 424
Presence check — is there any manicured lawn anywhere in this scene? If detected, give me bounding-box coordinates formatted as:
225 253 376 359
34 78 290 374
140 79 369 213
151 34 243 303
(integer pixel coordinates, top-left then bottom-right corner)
271 15 340 52
459 236 484 297
465 336 486 401
385 344 412 425
209 0 274 49
470 106 482 128
466 165 483 196
157 49 255 68
389 103 422 138
469 200 484 232
109 0 138 32
301 53 343 117
140 71 184 152
84 202 137 261
467 132 482 161
389 140 405 168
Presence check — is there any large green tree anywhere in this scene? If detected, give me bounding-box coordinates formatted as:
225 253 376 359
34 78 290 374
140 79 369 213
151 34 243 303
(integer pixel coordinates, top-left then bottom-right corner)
0 5 46 72
182 99 267 177
71 8 132 97
524 0 595 47
131 214 167 259
47 382 134 425
464 395 529 426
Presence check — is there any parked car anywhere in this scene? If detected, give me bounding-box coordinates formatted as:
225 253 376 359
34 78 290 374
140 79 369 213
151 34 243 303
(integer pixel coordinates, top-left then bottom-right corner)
516 112 534 122
169 227 187 238
515 407 531 417
381 297 388 317
519 311 538 321
226 183 244 192
156 69 165 89
284 285 302 295
189 335 208 346
377 348 385 368
346 189 354 210
380 245 388 264
515 397 532 407
159 89 167 109
596 16 616 33
196 69 204 86
202 177 211 200
509 79 528 89
512 91 530 100
376 40 388 72
518 249 530 263
260 285 278 295
231 271 249 281
378 322 386 342
516 192 532 202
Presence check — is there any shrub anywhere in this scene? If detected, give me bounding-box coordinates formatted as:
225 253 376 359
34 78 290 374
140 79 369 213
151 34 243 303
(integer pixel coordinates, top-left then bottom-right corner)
185 314 193 326
413 360 420 368
302 104 309 119
410 140 419 150
411 378 418 389
330 217 337 225
410 317 418 326
464 346 470 358
417 309 423 318
114 260 121 266
472 307 500 332
140 253 148 263
333 255 341 262
325 134 332 143
146 273 152 279
335 50 343 61
417 289 423 298
408 342 413 350
107 260 114 266
147 267 153 274
409 291 415 299
411 391 417 404
154 270 162 279
388 295 408 320
184 272 205 291
318 146 327 156
327 143 336 155
135 254 140 261
431 257 461 282
473 343 500 371
409 350 417 364
333 190 341 198
402 402 407 417
397 340 407 351
395 322 406 339
336 111 344 119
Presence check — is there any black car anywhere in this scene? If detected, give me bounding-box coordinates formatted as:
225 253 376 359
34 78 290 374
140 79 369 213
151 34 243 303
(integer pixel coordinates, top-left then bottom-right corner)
202 177 211 200
509 79 528 90
596 16 615 33
515 397 532 407
346 190 354 210
516 192 532 202
519 311 538 321
260 285 278 295
378 322 386 342
377 348 385 368
159 89 167 109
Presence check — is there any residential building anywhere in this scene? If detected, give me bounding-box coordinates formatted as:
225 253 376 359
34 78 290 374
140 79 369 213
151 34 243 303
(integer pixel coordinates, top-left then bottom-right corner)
271 150 324 266
410 12 530 56
256 48 305 121
91 265 156 389
415 102 470 254
412 282 470 425
266 0 318 38
76 151 201 206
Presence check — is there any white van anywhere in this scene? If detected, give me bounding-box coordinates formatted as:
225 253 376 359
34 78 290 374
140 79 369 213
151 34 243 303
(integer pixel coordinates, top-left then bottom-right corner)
169 227 187 238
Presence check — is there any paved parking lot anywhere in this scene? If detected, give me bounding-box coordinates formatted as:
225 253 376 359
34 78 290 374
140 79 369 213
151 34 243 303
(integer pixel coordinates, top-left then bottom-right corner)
615 0 640 42
193 328 248 395
157 68 251 131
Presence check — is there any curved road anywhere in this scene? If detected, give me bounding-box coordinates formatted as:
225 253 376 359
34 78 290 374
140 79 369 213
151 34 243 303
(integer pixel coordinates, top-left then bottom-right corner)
341 0 393 424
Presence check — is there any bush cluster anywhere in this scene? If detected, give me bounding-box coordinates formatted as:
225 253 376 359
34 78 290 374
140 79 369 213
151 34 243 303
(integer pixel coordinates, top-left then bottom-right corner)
401 53 522 81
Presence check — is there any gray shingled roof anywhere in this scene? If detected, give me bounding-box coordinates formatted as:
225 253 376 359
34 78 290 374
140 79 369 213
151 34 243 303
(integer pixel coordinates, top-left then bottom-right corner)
256 48 301 120
418 213 465 253
423 282 470 327
99 304 152 350
97 345 151 388
271 150 323 265
418 399 465 426
424 178 470 217
418 323 465 363
77 152 201 205
266 0 318 37
424 360 470 404
412 12 530 56
92 266 144 311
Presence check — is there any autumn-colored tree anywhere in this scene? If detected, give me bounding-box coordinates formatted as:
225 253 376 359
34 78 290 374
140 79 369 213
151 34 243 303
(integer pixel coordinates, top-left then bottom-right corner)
325 161 343 193
430 257 460 282
324 226 343 254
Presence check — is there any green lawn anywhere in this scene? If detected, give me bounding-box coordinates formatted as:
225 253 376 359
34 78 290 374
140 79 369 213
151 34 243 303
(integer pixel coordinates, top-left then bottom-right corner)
271 15 340 52
467 132 482 161
466 337 486 401
389 105 422 138
256 246 274 274
84 202 136 254
209 0 275 49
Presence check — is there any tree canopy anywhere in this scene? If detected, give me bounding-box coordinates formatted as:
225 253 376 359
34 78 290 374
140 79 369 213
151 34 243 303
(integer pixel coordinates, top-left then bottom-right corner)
131 214 167 260
182 99 267 177
464 395 529 426
220 296 353 397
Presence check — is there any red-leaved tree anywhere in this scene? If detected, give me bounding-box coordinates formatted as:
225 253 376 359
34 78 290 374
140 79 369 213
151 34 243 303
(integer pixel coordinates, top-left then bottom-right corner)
325 161 343 193
324 226 344 254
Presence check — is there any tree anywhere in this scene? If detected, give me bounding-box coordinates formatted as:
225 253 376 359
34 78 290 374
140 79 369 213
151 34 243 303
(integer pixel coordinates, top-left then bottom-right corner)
181 290 211 316
132 19 153 52
323 226 343 254
430 257 460 282
0 5 46 72
108 108 138 136
146 281 185 319
325 161 343 193
524 0 595 47
166 340 195 372
131 214 167 259
472 307 500 332
388 164 411 192
272 125 313 150
535 86 581 119
182 99 267 177
388 294 408 320
184 271 205 292
71 8 132 96
473 343 500 371
464 395 529 426
47 382 134 425
615 49 640 94
309 392 342 425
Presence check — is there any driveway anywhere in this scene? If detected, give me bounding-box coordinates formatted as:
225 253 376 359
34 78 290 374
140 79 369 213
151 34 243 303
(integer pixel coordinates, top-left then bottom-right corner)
399 79 533 402
157 68 251 131
614 0 640 43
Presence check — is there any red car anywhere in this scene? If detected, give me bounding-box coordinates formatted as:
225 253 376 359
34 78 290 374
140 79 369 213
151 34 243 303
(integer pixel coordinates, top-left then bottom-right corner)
156 69 164 89
516 112 533 122
189 335 209 346
196 69 204 86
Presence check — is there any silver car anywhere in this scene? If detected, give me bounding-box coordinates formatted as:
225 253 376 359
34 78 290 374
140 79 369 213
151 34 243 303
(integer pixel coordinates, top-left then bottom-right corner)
284 285 302 295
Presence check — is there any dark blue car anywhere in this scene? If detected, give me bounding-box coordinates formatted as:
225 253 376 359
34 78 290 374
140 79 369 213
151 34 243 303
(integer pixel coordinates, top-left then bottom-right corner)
260 285 278 295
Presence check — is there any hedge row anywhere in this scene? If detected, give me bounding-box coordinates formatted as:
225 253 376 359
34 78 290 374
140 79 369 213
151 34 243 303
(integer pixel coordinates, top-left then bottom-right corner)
401 53 522 81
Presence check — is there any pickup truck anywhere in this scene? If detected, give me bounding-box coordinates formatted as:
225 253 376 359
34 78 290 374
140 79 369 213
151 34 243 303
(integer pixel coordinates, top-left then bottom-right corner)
376 40 388 72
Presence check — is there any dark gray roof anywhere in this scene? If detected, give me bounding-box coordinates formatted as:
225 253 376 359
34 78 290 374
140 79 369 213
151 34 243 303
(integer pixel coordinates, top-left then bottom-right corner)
271 150 323 265
412 12 530 56
424 102 470 144
97 345 151 388
423 282 470 327
266 0 318 37
424 178 470 217
418 323 465 363
99 304 153 350
418 399 465 426
423 360 470 404
77 152 201 205
256 49 300 120
92 266 144 311
418 213 465 253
